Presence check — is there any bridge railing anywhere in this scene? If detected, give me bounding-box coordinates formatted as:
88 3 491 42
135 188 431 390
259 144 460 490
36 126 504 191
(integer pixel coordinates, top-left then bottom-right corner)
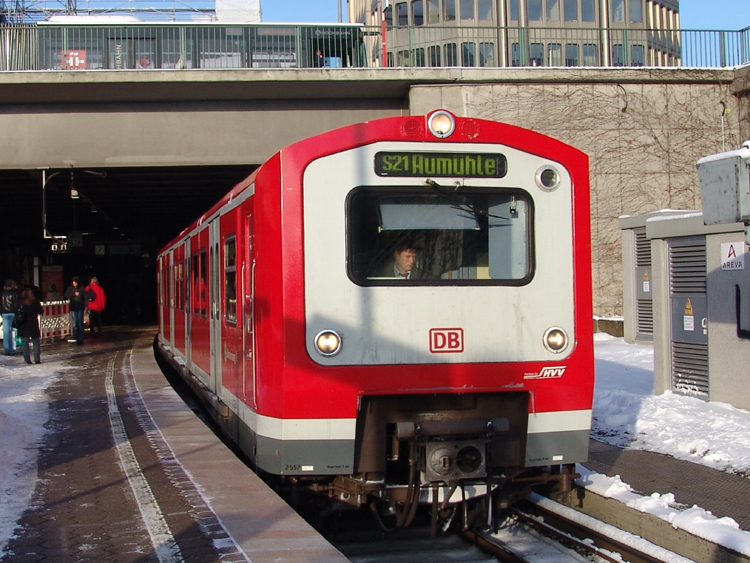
1 22 748 71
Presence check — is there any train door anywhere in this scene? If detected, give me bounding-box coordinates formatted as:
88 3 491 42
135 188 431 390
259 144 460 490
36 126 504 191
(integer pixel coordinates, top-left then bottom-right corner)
185 241 192 368
209 219 222 395
220 209 243 402
165 250 173 344
173 242 187 355
190 229 211 383
242 207 256 407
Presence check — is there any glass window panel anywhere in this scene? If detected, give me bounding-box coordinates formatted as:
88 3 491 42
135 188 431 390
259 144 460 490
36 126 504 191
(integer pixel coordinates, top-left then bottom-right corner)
428 0 440 23
444 43 458 65
461 42 476 66
583 43 597 65
224 237 237 324
510 0 518 20
548 43 562 66
612 43 624 65
565 43 579 66
581 0 594 21
528 0 542 20
460 0 474 20
444 0 456 21
511 43 520 66
546 0 559 21
629 0 642 22
348 188 532 284
479 42 494 66
530 43 543 66
384 5 393 25
563 0 577 21
631 44 644 66
397 2 408 25
478 0 492 20
412 0 424 25
397 50 411 65
414 48 426 66
429 45 441 65
611 0 625 22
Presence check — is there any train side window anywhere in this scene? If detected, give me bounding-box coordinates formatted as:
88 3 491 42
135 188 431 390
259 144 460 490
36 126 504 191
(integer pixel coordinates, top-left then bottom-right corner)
192 253 199 316
347 187 533 286
200 249 208 318
225 236 237 325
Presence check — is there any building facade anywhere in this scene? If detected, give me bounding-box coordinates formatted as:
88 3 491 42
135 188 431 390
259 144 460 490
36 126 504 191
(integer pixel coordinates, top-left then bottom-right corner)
350 0 680 67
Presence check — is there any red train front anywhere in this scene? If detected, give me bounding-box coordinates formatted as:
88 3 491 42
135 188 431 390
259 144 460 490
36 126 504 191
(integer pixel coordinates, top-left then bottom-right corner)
157 110 594 528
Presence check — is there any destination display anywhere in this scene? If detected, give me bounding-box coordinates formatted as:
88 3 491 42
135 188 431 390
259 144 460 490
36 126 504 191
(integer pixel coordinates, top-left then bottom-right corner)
375 151 507 178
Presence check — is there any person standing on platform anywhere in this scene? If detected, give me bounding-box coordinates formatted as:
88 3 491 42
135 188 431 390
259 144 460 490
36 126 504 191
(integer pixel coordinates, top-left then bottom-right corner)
1 280 19 356
17 287 43 364
85 277 106 334
65 277 85 345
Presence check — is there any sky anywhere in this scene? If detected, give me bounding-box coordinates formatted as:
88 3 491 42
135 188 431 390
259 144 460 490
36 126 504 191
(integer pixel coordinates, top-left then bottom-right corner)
0 334 749 559
260 0 750 30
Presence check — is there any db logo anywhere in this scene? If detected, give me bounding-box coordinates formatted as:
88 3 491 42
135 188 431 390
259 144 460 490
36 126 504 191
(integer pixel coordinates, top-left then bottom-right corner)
429 328 464 353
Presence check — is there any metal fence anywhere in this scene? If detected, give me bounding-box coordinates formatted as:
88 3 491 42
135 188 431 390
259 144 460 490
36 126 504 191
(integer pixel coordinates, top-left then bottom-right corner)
1 22 748 71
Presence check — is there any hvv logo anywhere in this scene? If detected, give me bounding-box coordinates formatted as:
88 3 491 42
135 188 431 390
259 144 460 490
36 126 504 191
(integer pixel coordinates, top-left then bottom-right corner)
429 328 464 353
524 366 567 380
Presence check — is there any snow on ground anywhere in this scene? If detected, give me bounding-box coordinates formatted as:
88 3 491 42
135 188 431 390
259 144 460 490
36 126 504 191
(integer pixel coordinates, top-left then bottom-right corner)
0 335 748 556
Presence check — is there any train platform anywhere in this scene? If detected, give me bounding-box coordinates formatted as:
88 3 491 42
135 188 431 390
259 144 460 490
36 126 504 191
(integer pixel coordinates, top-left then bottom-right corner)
0 327 349 563
0 327 748 562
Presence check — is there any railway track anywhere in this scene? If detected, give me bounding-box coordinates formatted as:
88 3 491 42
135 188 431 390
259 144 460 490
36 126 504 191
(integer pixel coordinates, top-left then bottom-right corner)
328 492 694 563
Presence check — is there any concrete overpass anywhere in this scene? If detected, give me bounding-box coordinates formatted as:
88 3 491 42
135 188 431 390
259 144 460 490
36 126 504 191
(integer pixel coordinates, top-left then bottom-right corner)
1 65 749 317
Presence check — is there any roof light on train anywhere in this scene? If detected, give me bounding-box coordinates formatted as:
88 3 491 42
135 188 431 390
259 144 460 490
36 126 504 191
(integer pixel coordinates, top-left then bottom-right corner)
543 327 568 353
536 166 561 191
315 330 342 357
427 111 456 139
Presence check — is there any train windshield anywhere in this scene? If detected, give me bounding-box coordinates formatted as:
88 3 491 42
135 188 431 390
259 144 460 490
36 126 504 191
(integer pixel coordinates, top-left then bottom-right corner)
347 187 533 285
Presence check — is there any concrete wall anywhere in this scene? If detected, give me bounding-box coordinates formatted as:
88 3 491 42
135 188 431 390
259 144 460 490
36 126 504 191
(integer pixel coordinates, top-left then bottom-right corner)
409 68 741 316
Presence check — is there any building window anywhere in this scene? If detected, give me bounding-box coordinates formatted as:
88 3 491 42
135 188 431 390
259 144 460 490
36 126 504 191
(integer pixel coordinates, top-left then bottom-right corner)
444 0 456 21
429 45 441 65
528 0 542 20
414 48 426 66
612 0 625 23
460 0 474 20
387 52 394 66
509 0 518 21
478 0 491 20
396 2 408 25
445 43 458 65
563 0 577 21
629 0 643 23
384 5 393 25
511 43 520 66
428 0 440 23
631 44 644 66
412 0 424 25
479 42 494 66
546 0 559 22
530 43 543 66
583 43 597 65
548 43 562 66
462 42 476 66
565 43 579 66
612 43 624 65
397 50 410 65
581 0 594 21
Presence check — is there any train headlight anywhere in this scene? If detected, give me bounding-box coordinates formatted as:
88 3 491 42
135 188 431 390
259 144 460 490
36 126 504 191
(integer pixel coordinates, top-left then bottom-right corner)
543 327 569 353
314 330 342 357
427 111 455 139
536 165 561 191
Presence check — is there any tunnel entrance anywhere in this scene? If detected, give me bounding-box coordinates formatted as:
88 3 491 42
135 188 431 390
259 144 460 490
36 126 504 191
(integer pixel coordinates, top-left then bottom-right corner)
0 165 256 325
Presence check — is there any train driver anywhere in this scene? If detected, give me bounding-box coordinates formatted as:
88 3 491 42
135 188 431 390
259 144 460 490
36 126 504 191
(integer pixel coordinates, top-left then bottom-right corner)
376 241 423 280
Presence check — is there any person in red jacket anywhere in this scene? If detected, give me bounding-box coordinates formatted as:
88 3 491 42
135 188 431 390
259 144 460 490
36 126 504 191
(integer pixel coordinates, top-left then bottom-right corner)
85 277 106 334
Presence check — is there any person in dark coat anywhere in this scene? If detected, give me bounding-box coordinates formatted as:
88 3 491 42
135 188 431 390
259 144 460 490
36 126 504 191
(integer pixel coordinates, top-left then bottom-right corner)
64 277 85 345
1 279 19 355
17 286 43 364
375 242 423 279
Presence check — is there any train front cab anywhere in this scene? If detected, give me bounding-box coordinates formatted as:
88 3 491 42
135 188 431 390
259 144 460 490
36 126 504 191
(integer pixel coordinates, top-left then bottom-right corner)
295 112 594 516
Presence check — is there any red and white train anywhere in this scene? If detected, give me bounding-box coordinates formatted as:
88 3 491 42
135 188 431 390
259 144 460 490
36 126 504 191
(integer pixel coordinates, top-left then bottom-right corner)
157 110 594 529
